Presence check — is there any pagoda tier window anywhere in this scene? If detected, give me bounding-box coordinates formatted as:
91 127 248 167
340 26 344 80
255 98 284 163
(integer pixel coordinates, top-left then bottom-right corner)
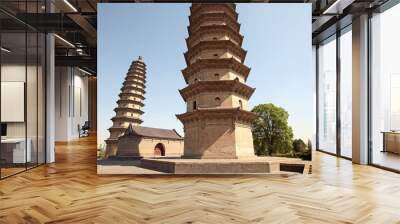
239 100 243 109
193 101 197 110
215 97 221 106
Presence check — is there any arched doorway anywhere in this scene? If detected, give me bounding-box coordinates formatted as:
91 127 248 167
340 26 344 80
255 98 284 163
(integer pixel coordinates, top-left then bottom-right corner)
154 143 165 156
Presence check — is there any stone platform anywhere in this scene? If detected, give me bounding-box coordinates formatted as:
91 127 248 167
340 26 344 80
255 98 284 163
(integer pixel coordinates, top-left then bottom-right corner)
141 157 309 174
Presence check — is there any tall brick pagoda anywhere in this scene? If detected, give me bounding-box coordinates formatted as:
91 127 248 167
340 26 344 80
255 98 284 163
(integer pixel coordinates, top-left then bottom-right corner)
176 3 257 159
105 56 146 157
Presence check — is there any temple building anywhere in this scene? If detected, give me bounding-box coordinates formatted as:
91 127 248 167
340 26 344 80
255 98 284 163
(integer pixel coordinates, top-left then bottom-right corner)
116 123 184 158
105 56 147 157
176 3 257 159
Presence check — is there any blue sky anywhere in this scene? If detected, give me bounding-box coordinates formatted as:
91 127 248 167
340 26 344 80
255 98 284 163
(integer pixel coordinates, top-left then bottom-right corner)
97 3 313 147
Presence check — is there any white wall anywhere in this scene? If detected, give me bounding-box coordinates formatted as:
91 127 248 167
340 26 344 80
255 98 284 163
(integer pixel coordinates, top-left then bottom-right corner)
55 66 89 141
1 64 39 138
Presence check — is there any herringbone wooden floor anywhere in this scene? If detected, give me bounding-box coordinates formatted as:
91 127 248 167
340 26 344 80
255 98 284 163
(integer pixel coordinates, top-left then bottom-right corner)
1 135 400 224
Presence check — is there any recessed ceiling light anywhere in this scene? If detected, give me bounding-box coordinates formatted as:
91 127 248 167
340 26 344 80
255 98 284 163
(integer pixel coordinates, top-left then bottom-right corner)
54 34 75 48
1 47 11 53
78 67 93 76
323 0 354 15
63 0 78 12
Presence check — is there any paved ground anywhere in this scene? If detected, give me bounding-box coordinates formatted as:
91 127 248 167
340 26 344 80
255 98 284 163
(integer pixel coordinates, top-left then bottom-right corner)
97 159 162 174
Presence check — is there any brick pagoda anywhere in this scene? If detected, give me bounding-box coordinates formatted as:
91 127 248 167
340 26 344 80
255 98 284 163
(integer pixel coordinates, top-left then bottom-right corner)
176 3 257 159
105 56 146 157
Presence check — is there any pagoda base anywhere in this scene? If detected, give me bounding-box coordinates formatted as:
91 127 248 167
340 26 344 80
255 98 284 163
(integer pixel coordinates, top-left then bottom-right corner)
105 139 118 158
181 155 238 159
107 156 143 161
177 108 257 159
141 157 307 174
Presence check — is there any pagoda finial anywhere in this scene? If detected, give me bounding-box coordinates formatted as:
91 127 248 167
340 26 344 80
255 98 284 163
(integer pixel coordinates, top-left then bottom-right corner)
138 56 143 61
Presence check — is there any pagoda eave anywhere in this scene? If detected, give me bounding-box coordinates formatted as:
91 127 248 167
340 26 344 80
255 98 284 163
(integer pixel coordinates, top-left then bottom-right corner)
190 3 236 13
130 61 146 68
127 70 146 75
119 92 145 100
105 138 118 143
107 127 126 131
184 40 247 65
114 107 144 115
126 75 146 83
190 4 238 21
121 86 146 94
123 80 146 88
181 58 251 84
188 13 241 35
128 65 146 72
117 99 145 107
176 107 257 124
128 67 146 73
111 116 143 124
186 25 243 48
179 80 255 101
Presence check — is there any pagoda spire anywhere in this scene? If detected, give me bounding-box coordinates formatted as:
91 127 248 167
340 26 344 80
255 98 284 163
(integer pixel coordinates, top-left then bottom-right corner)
176 3 257 159
105 56 147 157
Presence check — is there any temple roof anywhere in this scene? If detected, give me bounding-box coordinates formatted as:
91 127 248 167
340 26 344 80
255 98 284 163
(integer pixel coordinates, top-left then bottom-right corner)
121 125 183 140
179 80 255 101
123 123 136 136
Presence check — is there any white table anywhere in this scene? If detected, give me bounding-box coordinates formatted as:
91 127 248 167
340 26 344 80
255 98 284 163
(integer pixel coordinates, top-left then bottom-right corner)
1 138 31 163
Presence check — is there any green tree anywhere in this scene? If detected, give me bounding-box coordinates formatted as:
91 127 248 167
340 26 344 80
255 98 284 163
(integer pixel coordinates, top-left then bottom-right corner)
292 139 307 153
251 103 294 156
